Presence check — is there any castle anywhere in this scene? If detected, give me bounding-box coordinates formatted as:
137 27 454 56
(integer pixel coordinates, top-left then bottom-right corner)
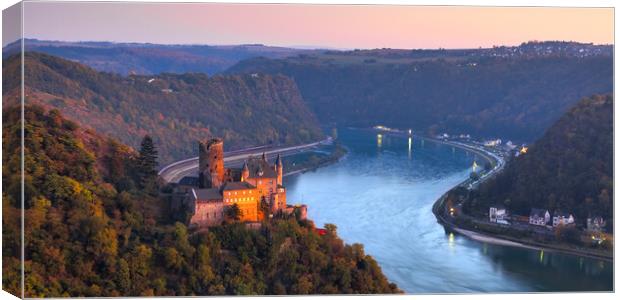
180 138 305 227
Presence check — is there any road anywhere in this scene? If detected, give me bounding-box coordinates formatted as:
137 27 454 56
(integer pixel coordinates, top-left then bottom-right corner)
158 137 333 183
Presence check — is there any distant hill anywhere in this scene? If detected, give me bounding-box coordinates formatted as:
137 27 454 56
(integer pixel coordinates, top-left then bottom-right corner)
464 94 613 228
227 45 612 142
2 39 318 75
3 52 324 164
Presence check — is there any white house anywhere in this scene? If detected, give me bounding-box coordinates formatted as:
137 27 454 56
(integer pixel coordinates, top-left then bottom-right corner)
484 139 502 147
586 216 606 232
489 205 509 224
552 210 575 227
529 208 550 226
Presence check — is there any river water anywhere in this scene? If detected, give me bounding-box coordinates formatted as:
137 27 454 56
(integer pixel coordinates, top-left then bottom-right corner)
283 128 613 293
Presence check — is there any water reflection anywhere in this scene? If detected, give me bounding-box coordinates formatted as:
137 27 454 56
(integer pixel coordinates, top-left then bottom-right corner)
408 137 412 159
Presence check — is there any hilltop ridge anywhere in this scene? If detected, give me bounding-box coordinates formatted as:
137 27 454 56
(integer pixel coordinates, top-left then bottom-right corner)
3 52 324 164
227 46 612 142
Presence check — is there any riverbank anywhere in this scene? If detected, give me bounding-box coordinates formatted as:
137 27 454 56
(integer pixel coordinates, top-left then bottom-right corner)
435 198 613 261
429 140 613 261
283 142 348 177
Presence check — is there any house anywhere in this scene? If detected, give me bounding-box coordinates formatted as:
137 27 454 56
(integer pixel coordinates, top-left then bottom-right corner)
552 210 575 227
529 208 550 226
489 205 509 224
587 215 606 232
484 139 502 147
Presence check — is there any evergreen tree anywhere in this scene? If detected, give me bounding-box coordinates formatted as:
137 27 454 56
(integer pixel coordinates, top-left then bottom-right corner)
137 135 159 190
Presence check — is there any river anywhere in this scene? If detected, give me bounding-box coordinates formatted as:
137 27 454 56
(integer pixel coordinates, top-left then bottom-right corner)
283 128 613 293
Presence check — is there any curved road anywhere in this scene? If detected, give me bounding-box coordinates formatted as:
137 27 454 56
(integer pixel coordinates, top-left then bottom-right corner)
159 137 333 183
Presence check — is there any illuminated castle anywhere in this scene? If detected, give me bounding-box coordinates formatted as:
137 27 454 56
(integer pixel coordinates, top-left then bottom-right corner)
184 138 301 227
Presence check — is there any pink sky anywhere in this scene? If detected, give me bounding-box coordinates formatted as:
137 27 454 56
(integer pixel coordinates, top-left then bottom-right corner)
12 2 615 49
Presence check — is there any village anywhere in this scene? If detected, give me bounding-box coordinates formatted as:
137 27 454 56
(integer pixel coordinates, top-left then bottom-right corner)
428 133 613 251
368 124 614 252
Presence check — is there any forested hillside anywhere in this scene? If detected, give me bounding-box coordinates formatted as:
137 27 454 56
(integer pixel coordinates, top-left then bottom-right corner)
2 52 323 164
227 52 612 142
463 94 613 229
2 105 399 297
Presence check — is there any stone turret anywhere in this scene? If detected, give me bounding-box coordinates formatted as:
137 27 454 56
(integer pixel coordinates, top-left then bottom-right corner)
198 138 225 189
275 154 283 186
241 161 250 182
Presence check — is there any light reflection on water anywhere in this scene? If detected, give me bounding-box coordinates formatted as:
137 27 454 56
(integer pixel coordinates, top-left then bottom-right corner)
284 128 612 293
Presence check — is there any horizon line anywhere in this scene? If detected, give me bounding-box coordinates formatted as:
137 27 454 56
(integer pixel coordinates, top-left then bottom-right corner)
3 37 614 52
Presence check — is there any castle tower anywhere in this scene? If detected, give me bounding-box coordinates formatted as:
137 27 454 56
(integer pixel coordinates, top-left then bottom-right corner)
198 138 225 189
275 154 283 186
241 161 250 182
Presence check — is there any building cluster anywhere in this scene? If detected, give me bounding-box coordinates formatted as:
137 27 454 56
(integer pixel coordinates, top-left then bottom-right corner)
489 205 607 233
475 41 613 59
177 138 306 228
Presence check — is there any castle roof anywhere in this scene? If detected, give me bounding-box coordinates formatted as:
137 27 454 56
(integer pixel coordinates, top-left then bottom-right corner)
222 181 256 191
178 176 199 187
191 188 223 202
246 156 277 179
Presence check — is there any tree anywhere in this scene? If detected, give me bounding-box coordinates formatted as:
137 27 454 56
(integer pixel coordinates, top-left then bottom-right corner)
163 247 183 271
325 223 338 235
225 204 243 222
115 258 131 294
137 135 159 191
554 225 582 244
260 197 270 218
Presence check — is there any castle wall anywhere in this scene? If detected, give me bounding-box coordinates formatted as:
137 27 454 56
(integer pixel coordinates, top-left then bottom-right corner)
190 201 225 227
272 187 287 213
223 189 260 222
246 178 277 202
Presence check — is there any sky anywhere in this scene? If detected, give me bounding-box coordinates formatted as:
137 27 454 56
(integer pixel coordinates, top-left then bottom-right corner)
3 2 615 49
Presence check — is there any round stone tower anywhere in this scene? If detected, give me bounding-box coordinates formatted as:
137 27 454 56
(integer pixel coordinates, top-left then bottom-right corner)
199 138 224 188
